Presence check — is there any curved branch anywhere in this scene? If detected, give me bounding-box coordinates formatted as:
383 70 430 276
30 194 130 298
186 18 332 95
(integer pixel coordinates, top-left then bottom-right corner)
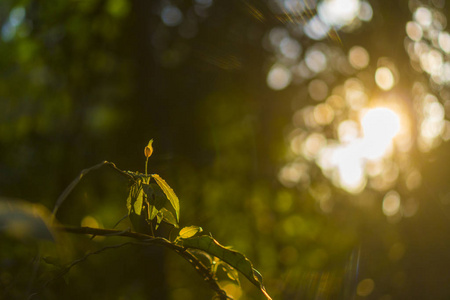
56 226 229 299
52 161 134 218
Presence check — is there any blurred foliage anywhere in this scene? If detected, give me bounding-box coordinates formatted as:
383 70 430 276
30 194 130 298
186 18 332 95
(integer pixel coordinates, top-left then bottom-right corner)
2 0 450 299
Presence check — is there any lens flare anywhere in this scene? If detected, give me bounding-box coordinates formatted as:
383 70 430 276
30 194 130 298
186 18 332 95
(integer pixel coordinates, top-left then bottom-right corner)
360 107 401 160
312 104 405 194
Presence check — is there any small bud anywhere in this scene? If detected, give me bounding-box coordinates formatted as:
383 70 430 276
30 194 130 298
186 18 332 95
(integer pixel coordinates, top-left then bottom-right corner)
144 139 154 158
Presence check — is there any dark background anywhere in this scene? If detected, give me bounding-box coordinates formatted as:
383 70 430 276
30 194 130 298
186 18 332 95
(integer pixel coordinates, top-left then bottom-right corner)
1 0 450 299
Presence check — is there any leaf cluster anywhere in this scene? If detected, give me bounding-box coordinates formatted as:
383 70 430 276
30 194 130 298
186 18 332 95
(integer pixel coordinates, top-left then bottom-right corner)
126 173 179 234
122 139 271 298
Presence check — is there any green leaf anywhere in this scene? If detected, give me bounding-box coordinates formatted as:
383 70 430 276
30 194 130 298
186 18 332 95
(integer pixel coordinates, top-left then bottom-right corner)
160 208 179 228
147 202 158 221
126 178 151 232
180 236 272 300
126 179 145 217
179 226 202 239
155 211 163 230
211 258 240 284
151 174 180 222
144 183 168 210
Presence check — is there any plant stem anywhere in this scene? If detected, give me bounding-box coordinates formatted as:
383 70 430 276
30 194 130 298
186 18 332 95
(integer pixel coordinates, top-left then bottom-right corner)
145 157 148 175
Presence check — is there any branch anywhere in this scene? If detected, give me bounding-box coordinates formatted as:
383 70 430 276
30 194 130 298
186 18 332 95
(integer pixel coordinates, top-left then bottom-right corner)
56 226 230 299
52 161 134 218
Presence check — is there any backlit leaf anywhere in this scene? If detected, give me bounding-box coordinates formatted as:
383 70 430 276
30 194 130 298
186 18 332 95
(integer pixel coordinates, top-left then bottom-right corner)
151 174 180 222
126 178 150 232
160 208 179 228
180 236 272 300
126 180 144 217
155 211 163 230
148 201 158 221
179 226 202 239
145 183 168 210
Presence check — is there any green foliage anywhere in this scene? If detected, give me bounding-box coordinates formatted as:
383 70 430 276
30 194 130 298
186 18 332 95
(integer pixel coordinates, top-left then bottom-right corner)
126 175 179 233
151 174 180 223
126 177 149 233
123 139 271 298
22 138 272 300
178 235 271 299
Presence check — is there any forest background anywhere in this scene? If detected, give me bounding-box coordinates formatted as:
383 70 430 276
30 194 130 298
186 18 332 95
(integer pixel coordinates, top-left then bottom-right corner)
1 0 450 299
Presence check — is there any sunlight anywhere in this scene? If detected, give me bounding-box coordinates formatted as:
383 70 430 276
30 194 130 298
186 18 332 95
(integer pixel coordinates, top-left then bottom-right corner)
375 67 395 90
276 1 448 197
267 64 292 90
335 106 402 192
315 104 406 193
360 107 401 160
348 46 370 69
382 190 401 216
318 0 360 28
332 142 366 193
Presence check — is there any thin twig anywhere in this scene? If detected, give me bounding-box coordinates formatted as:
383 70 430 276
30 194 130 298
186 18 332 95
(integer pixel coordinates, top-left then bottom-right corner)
28 242 136 300
52 161 134 219
112 214 128 229
51 242 136 282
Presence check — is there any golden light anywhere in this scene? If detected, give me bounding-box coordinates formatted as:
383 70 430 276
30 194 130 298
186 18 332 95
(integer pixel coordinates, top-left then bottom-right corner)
360 107 401 160
274 1 446 197
406 21 423 42
305 49 327 73
81 215 100 228
375 67 395 90
308 79 328 101
357 278 375 297
313 103 335 125
382 190 401 216
267 64 292 90
348 46 370 69
418 93 445 151
278 162 310 187
314 103 407 194
338 120 359 143
406 169 422 191
345 78 368 110
317 0 361 27
413 6 432 28
303 133 327 160
280 37 301 60
438 32 450 53
332 143 366 193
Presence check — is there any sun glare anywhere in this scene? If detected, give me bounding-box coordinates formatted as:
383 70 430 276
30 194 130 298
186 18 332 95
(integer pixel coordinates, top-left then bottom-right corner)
315 104 406 194
360 107 401 160
277 1 448 198
333 106 403 192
